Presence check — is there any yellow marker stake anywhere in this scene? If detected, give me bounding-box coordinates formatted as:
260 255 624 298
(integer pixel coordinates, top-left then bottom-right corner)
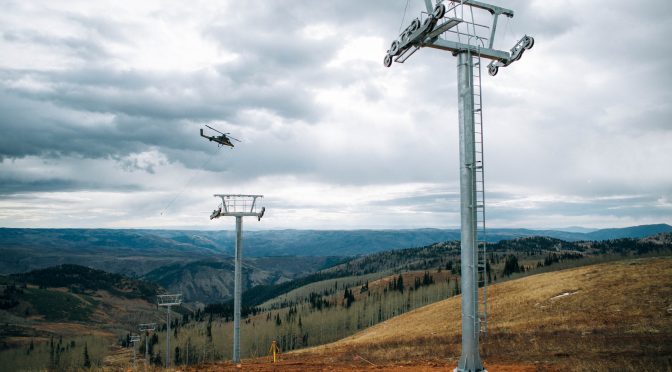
269 340 281 363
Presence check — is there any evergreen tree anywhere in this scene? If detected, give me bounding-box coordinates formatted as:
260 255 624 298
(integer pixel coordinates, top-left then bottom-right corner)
174 346 181 365
153 351 162 366
149 333 158 355
206 317 212 341
503 254 521 277
83 342 91 368
486 261 492 283
343 288 355 307
49 336 54 366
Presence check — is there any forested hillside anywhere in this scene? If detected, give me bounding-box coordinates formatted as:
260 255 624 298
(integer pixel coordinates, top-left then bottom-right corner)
8 264 161 301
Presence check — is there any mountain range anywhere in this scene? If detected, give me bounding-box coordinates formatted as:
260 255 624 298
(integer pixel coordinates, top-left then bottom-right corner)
0 224 670 261
0 224 670 303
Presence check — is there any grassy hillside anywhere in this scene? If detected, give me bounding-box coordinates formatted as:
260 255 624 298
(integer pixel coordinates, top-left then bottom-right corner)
19 287 97 322
285 256 672 371
0 264 168 370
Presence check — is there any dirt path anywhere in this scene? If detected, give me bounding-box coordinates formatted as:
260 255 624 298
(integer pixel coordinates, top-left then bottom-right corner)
182 351 561 371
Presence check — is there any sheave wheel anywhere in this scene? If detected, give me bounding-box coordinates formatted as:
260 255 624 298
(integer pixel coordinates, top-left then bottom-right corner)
433 3 446 19
384 54 392 67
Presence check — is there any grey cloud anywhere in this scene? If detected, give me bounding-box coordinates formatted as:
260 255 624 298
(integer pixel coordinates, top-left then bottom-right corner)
2 30 110 62
488 194 672 223
369 192 460 213
0 176 141 196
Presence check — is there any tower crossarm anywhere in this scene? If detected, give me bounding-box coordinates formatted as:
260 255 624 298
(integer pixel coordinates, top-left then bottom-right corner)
425 39 509 61
462 0 513 17
425 0 512 18
211 194 265 219
138 323 157 332
157 294 182 306
386 0 533 75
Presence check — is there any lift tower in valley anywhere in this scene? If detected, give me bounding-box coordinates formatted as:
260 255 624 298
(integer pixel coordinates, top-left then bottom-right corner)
210 194 265 364
384 1 533 371
129 334 141 369
138 323 157 368
157 294 182 369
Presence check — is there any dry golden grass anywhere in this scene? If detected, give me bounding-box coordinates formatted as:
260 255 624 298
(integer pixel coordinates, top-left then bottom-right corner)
287 256 672 370
35 322 116 338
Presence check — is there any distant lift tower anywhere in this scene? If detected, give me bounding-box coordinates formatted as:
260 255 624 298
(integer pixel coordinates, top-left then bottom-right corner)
129 334 141 369
157 294 182 369
138 323 157 368
384 1 533 371
210 194 266 364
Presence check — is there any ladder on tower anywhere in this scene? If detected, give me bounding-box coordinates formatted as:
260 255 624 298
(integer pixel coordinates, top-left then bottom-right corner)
470 48 488 338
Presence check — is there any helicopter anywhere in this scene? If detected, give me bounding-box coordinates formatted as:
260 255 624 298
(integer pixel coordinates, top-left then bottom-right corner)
200 124 241 148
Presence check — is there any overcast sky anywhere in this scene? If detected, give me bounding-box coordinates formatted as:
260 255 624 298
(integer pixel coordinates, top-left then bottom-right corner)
0 0 670 230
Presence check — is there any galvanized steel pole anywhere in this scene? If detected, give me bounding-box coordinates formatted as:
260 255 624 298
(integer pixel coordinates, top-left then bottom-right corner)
233 215 243 364
456 51 483 372
209 195 264 366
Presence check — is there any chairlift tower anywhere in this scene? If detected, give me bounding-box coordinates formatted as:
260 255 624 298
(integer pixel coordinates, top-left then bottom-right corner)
129 334 141 369
138 323 157 368
157 294 182 369
210 194 265 364
384 1 534 371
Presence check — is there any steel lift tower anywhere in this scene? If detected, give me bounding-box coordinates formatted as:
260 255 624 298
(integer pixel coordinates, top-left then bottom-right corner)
157 294 182 369
384 1 533 371
129 334 141 369
210 194 265 364
138 323 157 368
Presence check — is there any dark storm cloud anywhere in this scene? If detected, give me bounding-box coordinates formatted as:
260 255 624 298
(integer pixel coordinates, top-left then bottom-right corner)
0 65 318 162
0 177 140 196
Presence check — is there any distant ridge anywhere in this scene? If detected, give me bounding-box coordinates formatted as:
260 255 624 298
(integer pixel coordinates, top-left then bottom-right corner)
583 224 672 240
0 224 670 260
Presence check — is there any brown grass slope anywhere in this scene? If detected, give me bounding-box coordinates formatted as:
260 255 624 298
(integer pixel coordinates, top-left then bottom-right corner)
323 256 672 370
215 257 671 371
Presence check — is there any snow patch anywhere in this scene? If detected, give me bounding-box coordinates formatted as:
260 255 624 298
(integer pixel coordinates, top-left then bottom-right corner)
550 290 580 300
